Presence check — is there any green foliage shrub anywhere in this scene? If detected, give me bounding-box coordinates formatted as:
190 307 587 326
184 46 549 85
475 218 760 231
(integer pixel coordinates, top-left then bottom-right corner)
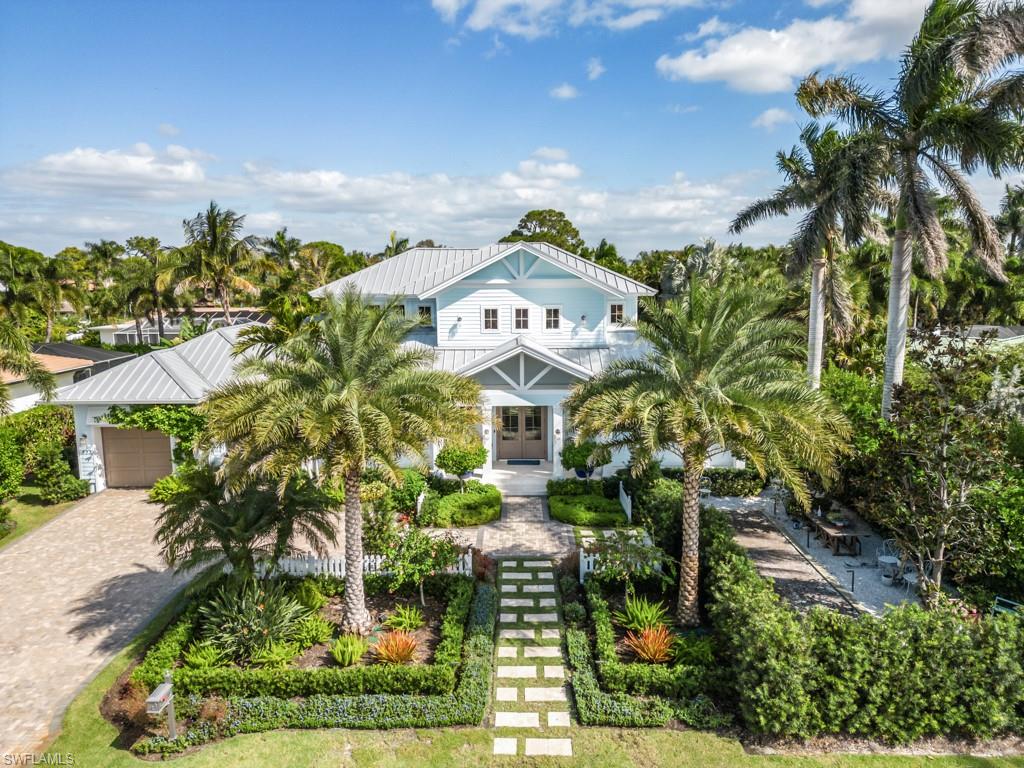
563 601 586 626
546 478 603 496
0 428 24 502
612 593 670 632
183 643 226 671
560 438 603 471
700 506 1024 741
104 404 206 463
132 611 197 689
294 613 334 648
434 441 487 478
33 441 88 503
197 580 309 663
250 641 301 669
635 477 683 558
292 579 327 612
148 471 189 504
548 493 626 527
660 466 764 497
4 405 74 475
417 481 501 527
385 605 425 632
390 469 426 513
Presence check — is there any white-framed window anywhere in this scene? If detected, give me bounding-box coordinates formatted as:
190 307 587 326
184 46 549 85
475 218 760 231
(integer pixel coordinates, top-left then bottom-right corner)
514 307 529 330
482 307 499 331
544 307 560 330
417 304 433 326
609 303 624 325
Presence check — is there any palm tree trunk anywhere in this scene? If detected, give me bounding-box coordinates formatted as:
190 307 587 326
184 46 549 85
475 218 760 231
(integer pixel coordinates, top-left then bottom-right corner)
134 316 145 345
807 259 826 389
341 469 373 634
881 224 912 419
676 451 704 627
219 284 232 325
155 294 165 339
45 313 54 343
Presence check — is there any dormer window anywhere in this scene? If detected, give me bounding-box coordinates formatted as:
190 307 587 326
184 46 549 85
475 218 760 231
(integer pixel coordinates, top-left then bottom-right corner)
514 307 529 330
609 303 624 325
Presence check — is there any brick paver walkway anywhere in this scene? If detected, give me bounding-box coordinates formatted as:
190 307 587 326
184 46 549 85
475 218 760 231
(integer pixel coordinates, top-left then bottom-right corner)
446 497 576 557
0 490 189 757
491 557 573 758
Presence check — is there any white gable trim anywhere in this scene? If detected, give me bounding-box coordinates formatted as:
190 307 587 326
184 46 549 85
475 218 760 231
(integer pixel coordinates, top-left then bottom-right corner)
419 243 630 300
456 336 593 381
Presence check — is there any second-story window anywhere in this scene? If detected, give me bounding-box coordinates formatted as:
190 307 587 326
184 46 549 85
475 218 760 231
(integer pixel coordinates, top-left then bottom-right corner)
515 307 529 330
483 307 499 331
417 305 433 326
609 303 624 325
545 307 560 330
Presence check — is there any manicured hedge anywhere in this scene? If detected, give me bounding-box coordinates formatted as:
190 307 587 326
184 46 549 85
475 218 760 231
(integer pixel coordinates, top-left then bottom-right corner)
131 577 474 698
133 582 497 754
565 628 671 727
584 580 703 699
701 506 1024 742
418 482 501 527
548 493 626 527
546 478 604 497
662 466 763 497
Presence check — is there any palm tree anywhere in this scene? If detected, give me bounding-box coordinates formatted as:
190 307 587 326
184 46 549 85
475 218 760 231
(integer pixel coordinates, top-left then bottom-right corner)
0 320 54 414
164 202 275 324
797 0 1024 416
998 184 1024 257
154 462 337 582
565 280 849 626
125 236 177 339
731 124 889 388
30 253 85 342
374 230 409 262
202 289 482 632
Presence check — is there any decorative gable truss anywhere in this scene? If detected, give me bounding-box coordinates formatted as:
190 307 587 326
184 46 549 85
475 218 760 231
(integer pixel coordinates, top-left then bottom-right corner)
456 337 592 392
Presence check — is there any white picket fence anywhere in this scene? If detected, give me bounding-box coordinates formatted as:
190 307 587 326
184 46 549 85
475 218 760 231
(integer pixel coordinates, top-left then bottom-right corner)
618 481 633 524
254 548 473 579
579 549 599 582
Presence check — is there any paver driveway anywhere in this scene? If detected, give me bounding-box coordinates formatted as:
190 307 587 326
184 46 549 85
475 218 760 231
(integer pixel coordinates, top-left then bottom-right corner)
0 490 189 757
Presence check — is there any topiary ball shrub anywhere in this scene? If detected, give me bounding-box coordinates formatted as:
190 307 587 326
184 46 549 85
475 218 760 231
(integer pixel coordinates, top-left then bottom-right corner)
435 440 488 484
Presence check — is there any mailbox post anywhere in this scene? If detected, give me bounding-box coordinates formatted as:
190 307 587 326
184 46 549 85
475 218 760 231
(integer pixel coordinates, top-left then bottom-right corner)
146 671 178 740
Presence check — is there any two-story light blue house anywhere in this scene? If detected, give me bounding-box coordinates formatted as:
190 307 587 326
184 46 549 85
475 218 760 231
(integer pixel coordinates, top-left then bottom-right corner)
311 241 657 492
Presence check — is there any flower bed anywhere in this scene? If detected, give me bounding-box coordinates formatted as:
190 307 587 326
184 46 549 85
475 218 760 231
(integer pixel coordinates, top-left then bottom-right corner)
584 580 705 699
132 575 474 698
132 581 496 754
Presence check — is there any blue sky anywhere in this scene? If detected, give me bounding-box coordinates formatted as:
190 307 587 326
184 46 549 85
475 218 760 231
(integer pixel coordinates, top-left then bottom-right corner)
2 0 1009 258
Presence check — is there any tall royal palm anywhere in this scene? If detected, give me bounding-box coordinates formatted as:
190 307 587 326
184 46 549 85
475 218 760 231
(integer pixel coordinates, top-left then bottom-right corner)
797 0 1024 416
565 280 849 626
202 289 481 632
165 202 273 324
998 184 1024 256
730 124 888 388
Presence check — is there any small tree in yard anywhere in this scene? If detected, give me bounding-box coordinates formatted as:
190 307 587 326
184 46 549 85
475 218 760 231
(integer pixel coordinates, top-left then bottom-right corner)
385 526 459 606
435 439 487 491
592 531 673 600
876 328 1007 605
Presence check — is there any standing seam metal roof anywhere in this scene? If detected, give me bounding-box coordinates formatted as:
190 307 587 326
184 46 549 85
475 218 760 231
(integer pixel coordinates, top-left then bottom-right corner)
311 241 656 299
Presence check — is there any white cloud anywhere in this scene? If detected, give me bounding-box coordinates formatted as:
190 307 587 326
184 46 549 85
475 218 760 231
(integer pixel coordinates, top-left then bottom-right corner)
666 103 700 114
586 56 606 80
685 15 735 41
532 146 569 161
549 82 579 100
158 122 180 137
752 108 793 131
656 0 930 92
434 0 701 37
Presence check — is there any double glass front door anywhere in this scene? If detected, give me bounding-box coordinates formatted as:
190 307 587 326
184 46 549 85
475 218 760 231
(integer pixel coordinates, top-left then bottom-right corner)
497 406 547 460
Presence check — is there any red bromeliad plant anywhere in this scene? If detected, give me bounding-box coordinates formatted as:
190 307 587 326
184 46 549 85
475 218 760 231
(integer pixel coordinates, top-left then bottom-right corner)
624 625 675 664
375 630 418 664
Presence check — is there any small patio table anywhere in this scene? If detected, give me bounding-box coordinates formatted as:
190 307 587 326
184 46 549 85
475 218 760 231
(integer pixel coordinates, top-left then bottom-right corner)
813 518 862 556
877 554 901 584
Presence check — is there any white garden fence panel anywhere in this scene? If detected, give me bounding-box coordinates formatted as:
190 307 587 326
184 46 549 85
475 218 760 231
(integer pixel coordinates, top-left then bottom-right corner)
254 548 473 579
618 481 632 524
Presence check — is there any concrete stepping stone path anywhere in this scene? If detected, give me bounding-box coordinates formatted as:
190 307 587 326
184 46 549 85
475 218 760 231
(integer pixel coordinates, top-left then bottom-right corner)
490 557 574 758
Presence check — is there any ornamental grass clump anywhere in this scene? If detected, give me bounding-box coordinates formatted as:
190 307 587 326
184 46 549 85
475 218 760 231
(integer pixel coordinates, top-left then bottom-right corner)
624 625 675 664
330 635 369 667
613 594 670 633
375 631 418 664
198 579 309 663
384 605 425 632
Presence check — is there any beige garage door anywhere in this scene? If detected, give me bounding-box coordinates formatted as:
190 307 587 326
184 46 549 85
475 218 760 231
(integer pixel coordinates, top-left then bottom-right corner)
101 428 172 487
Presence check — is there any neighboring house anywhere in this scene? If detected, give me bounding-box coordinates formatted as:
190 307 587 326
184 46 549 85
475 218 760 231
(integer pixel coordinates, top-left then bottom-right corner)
964 324 1024 347
2 344 136 414
57 241 742 495
91 307 269 345
55 327 251 492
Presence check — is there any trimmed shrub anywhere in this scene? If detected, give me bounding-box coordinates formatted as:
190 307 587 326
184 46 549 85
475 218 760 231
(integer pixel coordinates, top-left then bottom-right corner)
563 601 586 627
546 478 603 497
390 469 427 513
0 428 24 502
635 477 683 557
435 441 487 481
4 405 74 475
132 581 498 753
664 466 763 497
548 493 626 527
585 581 704 699
565 628 671 726
560 438 604 471
132 612 197 689
418 482 500 527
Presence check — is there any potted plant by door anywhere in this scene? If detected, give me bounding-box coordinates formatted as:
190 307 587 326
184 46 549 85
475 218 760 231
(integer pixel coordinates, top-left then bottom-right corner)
561 438 601 478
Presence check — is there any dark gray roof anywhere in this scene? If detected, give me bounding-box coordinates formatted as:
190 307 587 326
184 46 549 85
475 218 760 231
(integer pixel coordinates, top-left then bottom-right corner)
965 325 1024 340
33 342 136 363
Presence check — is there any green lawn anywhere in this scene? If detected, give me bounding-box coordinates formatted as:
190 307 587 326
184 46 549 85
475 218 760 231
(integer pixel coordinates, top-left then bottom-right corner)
43 600 1024 768
0 483 77 551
